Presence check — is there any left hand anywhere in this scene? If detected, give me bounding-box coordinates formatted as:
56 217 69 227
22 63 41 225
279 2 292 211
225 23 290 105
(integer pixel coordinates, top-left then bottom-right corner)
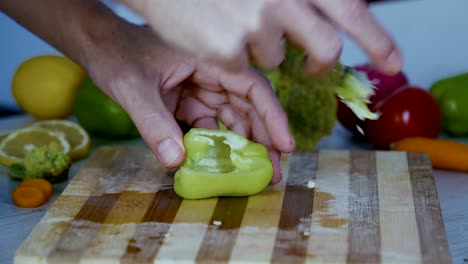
85 22 294 184
0 0 294 184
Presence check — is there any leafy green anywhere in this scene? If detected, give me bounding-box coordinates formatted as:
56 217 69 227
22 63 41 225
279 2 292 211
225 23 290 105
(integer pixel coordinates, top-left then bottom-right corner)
335 67 379 120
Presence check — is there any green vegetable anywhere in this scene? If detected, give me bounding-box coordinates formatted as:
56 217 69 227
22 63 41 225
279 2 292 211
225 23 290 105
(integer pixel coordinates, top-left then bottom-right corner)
264 47 377 150
9 142 71 183
174 128 273 199
335 67 379 121
73 76 140 139
430 72 468 136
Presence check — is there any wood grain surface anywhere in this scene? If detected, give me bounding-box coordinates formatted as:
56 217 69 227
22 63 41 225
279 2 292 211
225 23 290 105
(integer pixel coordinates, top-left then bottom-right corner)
14 146 451 263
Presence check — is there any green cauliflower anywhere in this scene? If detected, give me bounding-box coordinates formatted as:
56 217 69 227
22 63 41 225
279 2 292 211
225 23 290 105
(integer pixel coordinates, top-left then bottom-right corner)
9 142 71 183
264 47 376 150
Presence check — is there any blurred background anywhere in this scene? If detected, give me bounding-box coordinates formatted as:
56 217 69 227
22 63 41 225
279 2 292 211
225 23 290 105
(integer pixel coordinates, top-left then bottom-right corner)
1 0 467 116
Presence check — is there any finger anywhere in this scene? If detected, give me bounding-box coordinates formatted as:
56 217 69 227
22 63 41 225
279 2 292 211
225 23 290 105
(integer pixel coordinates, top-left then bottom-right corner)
312 0 403 75
190 86 229 109
161 86 182 114
247 24 285 70
203 47 251 74
248 108 283 184
248 104 272 147
228 93 251 113
121 85 185 169
176 96 217 127
226 93 255 135
228 92 283 148
191 62 236 92
275 1 342 75
217 104 250 138
268 149 283 184
220 68 295 153
192 116 218 130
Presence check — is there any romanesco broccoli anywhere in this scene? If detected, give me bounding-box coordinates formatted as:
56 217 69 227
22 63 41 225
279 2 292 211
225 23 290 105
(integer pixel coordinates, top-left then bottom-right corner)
9 142 71 183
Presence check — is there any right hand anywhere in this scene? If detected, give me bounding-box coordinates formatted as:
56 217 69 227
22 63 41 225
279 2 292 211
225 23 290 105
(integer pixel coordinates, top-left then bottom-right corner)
121 0 403 75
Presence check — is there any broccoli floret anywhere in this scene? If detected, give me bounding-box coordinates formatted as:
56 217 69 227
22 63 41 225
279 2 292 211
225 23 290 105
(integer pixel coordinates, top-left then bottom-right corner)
263 46 376 150
9 142 71 183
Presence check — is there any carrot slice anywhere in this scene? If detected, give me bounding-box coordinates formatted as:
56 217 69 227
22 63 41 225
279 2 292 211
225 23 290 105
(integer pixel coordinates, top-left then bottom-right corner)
391 137 468 172
19 179 53 200
12 187 47 208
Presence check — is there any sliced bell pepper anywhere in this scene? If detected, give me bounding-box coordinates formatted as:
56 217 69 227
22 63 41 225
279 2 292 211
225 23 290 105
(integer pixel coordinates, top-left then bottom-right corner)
174 128 273 199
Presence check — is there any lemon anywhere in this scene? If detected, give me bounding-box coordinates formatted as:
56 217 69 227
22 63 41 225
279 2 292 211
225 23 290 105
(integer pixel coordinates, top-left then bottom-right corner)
12 55 86 119
0 127 70 167
32 120 91 160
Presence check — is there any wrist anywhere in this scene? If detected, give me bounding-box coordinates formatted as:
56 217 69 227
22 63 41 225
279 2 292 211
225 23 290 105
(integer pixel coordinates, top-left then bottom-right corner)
75 5 125 70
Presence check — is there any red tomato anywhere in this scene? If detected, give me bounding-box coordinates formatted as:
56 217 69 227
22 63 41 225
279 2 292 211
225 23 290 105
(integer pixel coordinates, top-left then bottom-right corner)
364 86 442 150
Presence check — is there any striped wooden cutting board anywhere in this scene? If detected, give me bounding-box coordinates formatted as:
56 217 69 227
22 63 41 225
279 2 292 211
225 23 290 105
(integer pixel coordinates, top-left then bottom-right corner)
15 146 451 263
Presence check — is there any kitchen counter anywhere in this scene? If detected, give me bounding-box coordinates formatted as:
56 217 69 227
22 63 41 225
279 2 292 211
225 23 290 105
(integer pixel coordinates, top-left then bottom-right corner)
0 114 467 263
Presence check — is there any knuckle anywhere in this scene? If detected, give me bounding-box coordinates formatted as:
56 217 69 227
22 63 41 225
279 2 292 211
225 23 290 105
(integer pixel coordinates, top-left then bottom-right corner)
315 37 343 65
372 41 394 61
249 70 272 92
255 55 280 70
364 36 395 66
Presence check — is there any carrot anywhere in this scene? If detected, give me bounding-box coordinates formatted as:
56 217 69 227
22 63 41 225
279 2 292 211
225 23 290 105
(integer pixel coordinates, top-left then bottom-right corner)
390 137 468 172
19 179 53 200
12 187 47 208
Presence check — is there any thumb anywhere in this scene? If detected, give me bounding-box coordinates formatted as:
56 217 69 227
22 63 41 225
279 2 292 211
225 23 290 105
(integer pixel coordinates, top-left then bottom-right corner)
124 92 185 168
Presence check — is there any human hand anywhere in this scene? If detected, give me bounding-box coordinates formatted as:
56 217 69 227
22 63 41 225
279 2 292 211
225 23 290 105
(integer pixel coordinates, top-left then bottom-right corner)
120 0 403 75
85 21 294 184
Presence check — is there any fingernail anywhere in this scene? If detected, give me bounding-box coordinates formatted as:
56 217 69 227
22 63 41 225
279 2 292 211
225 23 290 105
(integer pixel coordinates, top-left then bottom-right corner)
385 50 403 75
156 138 182 167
